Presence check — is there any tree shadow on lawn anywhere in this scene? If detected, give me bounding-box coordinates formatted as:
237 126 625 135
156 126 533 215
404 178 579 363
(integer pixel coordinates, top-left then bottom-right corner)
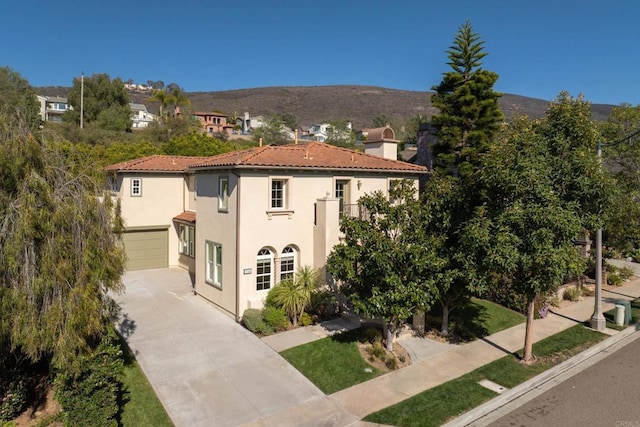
426 302 490 341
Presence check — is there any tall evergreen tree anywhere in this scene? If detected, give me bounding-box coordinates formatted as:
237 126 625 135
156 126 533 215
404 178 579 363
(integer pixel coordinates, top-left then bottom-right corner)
430 20 503 178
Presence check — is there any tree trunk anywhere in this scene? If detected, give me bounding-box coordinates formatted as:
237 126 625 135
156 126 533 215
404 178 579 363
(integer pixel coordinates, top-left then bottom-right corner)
385 321 396 352
441 302 450 336
522 296 536 363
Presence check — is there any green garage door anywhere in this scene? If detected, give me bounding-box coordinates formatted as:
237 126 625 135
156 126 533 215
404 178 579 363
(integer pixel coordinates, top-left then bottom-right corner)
123 229 168 270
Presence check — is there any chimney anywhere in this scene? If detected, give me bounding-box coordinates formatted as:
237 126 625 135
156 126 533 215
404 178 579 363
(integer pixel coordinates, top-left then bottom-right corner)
295 129 298 144
363 126 398 160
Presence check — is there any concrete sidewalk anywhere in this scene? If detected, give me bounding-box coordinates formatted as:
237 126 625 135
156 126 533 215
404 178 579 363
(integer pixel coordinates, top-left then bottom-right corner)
256 269 640 424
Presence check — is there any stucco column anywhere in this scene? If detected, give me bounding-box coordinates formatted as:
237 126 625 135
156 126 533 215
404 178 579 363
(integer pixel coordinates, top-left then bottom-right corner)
313 196 340 285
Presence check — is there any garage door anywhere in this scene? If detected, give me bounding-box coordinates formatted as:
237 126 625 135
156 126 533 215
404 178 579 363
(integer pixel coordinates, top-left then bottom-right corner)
123 229 168 270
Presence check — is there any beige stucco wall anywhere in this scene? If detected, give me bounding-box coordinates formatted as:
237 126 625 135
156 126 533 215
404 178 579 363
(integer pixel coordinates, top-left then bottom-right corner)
194 172 238 317
117 173 186 267
192 168 420 319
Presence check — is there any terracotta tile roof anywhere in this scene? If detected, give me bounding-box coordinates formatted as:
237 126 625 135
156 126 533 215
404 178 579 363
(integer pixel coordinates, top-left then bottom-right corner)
189 142 427 174
173 211 196 223
106 155 211 173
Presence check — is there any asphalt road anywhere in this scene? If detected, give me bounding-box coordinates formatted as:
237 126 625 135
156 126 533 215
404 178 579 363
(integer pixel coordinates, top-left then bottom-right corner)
490 334 640 427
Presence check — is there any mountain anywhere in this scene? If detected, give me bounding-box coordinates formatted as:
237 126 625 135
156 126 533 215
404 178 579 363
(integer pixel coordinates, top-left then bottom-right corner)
35 85 616 128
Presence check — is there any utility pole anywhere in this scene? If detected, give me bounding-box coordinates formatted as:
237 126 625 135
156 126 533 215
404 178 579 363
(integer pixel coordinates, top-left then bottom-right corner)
590 141 605 330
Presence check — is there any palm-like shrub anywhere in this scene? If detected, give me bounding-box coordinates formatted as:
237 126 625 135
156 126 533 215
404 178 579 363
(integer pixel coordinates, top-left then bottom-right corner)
269 266 319 326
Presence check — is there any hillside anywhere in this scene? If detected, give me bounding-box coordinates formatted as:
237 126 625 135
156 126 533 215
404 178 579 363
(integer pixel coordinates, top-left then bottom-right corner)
36 85 615 128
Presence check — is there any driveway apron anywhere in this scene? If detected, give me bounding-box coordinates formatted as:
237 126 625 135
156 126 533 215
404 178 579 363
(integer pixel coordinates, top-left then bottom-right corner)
114 268 325 427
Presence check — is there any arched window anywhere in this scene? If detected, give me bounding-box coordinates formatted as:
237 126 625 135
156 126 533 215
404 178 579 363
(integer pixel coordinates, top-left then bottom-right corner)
280 246 296 281
256 248 273 291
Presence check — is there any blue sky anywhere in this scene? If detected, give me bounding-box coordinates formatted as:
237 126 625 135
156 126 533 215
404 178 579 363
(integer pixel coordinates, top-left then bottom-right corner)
4 1 639 105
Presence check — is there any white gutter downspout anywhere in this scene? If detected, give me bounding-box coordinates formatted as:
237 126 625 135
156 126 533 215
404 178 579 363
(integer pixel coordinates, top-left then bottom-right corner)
232 170 241 322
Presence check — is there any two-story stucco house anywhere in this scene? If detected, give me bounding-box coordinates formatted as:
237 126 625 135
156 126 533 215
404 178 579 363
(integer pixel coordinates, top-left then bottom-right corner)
107 127 427 320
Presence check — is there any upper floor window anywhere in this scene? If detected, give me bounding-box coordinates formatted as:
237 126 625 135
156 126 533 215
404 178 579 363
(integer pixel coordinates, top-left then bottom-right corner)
218 177 229 212
271 179 286 209
335 179 350 217
131 178 142 196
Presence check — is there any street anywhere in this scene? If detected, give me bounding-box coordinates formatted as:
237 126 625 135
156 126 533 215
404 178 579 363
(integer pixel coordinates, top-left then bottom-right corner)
490 332 640 426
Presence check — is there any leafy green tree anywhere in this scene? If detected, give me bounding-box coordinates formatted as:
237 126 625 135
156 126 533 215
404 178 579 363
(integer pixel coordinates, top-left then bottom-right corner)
252 115 289 145
168 87 191 116
400 114 428 144
160 131 238 156
65 73 131 131
325 119 355 148
468 117 585 363
279 112 298 130
0 111 125 366
0 67 40 130
372 114 394 128
430 20 503 178
103 141 161 165
328 180 440 350
600 104 640 249
146 89 172 119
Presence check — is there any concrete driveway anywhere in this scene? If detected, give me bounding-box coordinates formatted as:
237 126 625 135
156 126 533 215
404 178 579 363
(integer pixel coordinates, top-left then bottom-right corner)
113 268 339 427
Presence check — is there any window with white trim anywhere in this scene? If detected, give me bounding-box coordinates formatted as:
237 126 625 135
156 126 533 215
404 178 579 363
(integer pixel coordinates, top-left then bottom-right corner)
271 179 286 209
280 246 296 281
205 240 222 287
131 178 142 196
179 224 195 257
256 248 273 291
218 176 229 211
335 179 350 217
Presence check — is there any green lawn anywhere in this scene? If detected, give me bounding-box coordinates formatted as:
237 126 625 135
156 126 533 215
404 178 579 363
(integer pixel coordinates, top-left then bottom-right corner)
427 298 525 340
118 338 174 427
364 325 606 427
280 329 381 394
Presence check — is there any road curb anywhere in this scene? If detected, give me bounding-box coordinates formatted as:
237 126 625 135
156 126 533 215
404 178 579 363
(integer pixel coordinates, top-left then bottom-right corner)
442 324 640 427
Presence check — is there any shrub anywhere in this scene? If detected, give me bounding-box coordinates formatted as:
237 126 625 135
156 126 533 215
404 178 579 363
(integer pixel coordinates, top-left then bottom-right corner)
581 287 595 297
298 312 313 327
619 266 635 281
0 375 27 422
359 327 383 345
262 306 289 331
308 289 339 320
242 309 273 335
563 287 582 301
608 273 623 287
53 330 123 427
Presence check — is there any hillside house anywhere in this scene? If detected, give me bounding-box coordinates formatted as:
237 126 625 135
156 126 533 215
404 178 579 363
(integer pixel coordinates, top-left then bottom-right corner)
192 111 234 136
107 127 427 320
37 95 72 123
130 103 158 129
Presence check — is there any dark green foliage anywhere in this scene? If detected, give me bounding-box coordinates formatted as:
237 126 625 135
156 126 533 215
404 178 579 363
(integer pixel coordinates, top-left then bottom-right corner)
328 180 441 350
0 110 125 366
64 73 131 131
262 306 289 331
0 67 40 131
53 331 123 427
241 309 273 335
308 289 339 321
160 131 238 156
430 21 504 178
252 115 289 145
0 373 27 422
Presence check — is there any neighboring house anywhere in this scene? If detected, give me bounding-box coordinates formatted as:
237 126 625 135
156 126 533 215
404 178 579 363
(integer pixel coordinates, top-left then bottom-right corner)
192 111 234 136
37 95 72 123
106 127 427 320
130 103 158 129
105 155 210 271
308 122 352 142
237 112 266 134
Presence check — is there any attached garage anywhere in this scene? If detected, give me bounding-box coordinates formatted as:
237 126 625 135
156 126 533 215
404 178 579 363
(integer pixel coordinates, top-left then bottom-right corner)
123 227 169 270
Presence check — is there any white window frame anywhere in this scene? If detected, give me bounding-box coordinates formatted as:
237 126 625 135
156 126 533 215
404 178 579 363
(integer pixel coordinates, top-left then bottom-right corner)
256 248 273 291
131 178 142 196
270 179 287 209
205 240 222 288
280 246 296 281
218 176 229 212
179 224 195 257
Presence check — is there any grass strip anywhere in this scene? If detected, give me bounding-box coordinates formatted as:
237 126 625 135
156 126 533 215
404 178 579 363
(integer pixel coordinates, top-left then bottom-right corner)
118 337 174 427
364 324 605 427
280 329 381 394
